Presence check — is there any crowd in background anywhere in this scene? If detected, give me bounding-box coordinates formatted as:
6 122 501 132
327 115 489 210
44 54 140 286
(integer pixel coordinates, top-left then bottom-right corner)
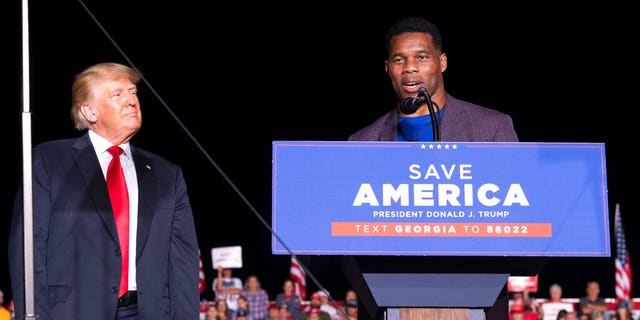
195 265 637 320
197 268 638 320
200 267 358 320
1 271 636 320
0 290 13 320
508 281 637 320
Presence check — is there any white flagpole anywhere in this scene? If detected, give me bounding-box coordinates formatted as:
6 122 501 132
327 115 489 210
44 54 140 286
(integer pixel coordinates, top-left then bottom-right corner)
21 0 36 318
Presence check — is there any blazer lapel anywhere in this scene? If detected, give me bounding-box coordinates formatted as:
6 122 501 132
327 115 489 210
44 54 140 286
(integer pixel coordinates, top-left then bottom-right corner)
382 111 399 141
131 147 155 258
72 134 120 244
439 95 465 141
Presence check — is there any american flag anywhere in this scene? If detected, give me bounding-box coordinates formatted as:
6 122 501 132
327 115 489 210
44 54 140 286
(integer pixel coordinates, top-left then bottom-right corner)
290 256 307 300
614 203 632 302
198 249 206 295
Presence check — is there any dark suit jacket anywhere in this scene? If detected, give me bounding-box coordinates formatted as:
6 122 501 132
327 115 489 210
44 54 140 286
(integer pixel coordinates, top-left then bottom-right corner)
348 93 518 142
9 132 200 320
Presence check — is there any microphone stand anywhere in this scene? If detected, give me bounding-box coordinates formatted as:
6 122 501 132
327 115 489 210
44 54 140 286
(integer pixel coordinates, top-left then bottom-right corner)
400 87 441 141
423 92 441 142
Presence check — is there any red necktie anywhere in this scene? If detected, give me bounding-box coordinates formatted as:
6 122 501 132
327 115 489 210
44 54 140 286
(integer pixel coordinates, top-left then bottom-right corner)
107 146 130 298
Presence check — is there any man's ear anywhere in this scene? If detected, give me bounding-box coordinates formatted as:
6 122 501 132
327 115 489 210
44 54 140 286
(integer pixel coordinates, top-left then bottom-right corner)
440 52 448 72
80 104 97 122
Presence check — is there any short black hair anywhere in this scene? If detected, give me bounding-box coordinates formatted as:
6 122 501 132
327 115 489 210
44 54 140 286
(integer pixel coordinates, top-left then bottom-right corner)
385 17 443 55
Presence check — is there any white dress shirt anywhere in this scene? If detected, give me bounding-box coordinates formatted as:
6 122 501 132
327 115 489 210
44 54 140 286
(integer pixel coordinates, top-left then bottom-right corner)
89 130 139 291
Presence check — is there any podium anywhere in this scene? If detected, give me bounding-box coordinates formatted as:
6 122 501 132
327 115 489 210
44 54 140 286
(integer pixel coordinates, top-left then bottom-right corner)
272 141 610 320
341 255 548 320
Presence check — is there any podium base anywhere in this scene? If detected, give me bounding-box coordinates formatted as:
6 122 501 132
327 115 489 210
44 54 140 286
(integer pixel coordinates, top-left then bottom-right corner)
340 255 547 320
386 308 487 320
361 272 508 307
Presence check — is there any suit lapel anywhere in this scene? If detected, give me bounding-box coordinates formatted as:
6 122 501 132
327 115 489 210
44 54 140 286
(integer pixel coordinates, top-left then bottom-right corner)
131 147 155 258
382 111 398 141
439 95 465 141
73 134 120 244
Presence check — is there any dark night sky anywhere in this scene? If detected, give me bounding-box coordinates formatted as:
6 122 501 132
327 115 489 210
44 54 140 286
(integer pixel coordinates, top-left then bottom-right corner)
1 0 637 304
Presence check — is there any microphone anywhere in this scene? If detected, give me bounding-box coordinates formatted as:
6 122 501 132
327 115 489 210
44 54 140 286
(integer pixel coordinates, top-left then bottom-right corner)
399 87 441 141
399 87 429 115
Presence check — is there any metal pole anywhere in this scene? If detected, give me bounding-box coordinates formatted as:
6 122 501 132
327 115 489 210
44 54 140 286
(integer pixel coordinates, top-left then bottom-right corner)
21 0 36 318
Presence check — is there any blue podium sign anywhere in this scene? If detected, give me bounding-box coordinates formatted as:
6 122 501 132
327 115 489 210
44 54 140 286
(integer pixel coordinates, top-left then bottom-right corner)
272 141 610 257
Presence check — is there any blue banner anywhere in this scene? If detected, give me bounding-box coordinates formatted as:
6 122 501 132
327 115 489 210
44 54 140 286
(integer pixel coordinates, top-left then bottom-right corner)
272 141 610 257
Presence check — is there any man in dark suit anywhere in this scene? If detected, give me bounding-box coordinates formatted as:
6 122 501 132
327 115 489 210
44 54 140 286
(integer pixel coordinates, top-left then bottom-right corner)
9 62 200 319
345 17 518 320
349 16 518 143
